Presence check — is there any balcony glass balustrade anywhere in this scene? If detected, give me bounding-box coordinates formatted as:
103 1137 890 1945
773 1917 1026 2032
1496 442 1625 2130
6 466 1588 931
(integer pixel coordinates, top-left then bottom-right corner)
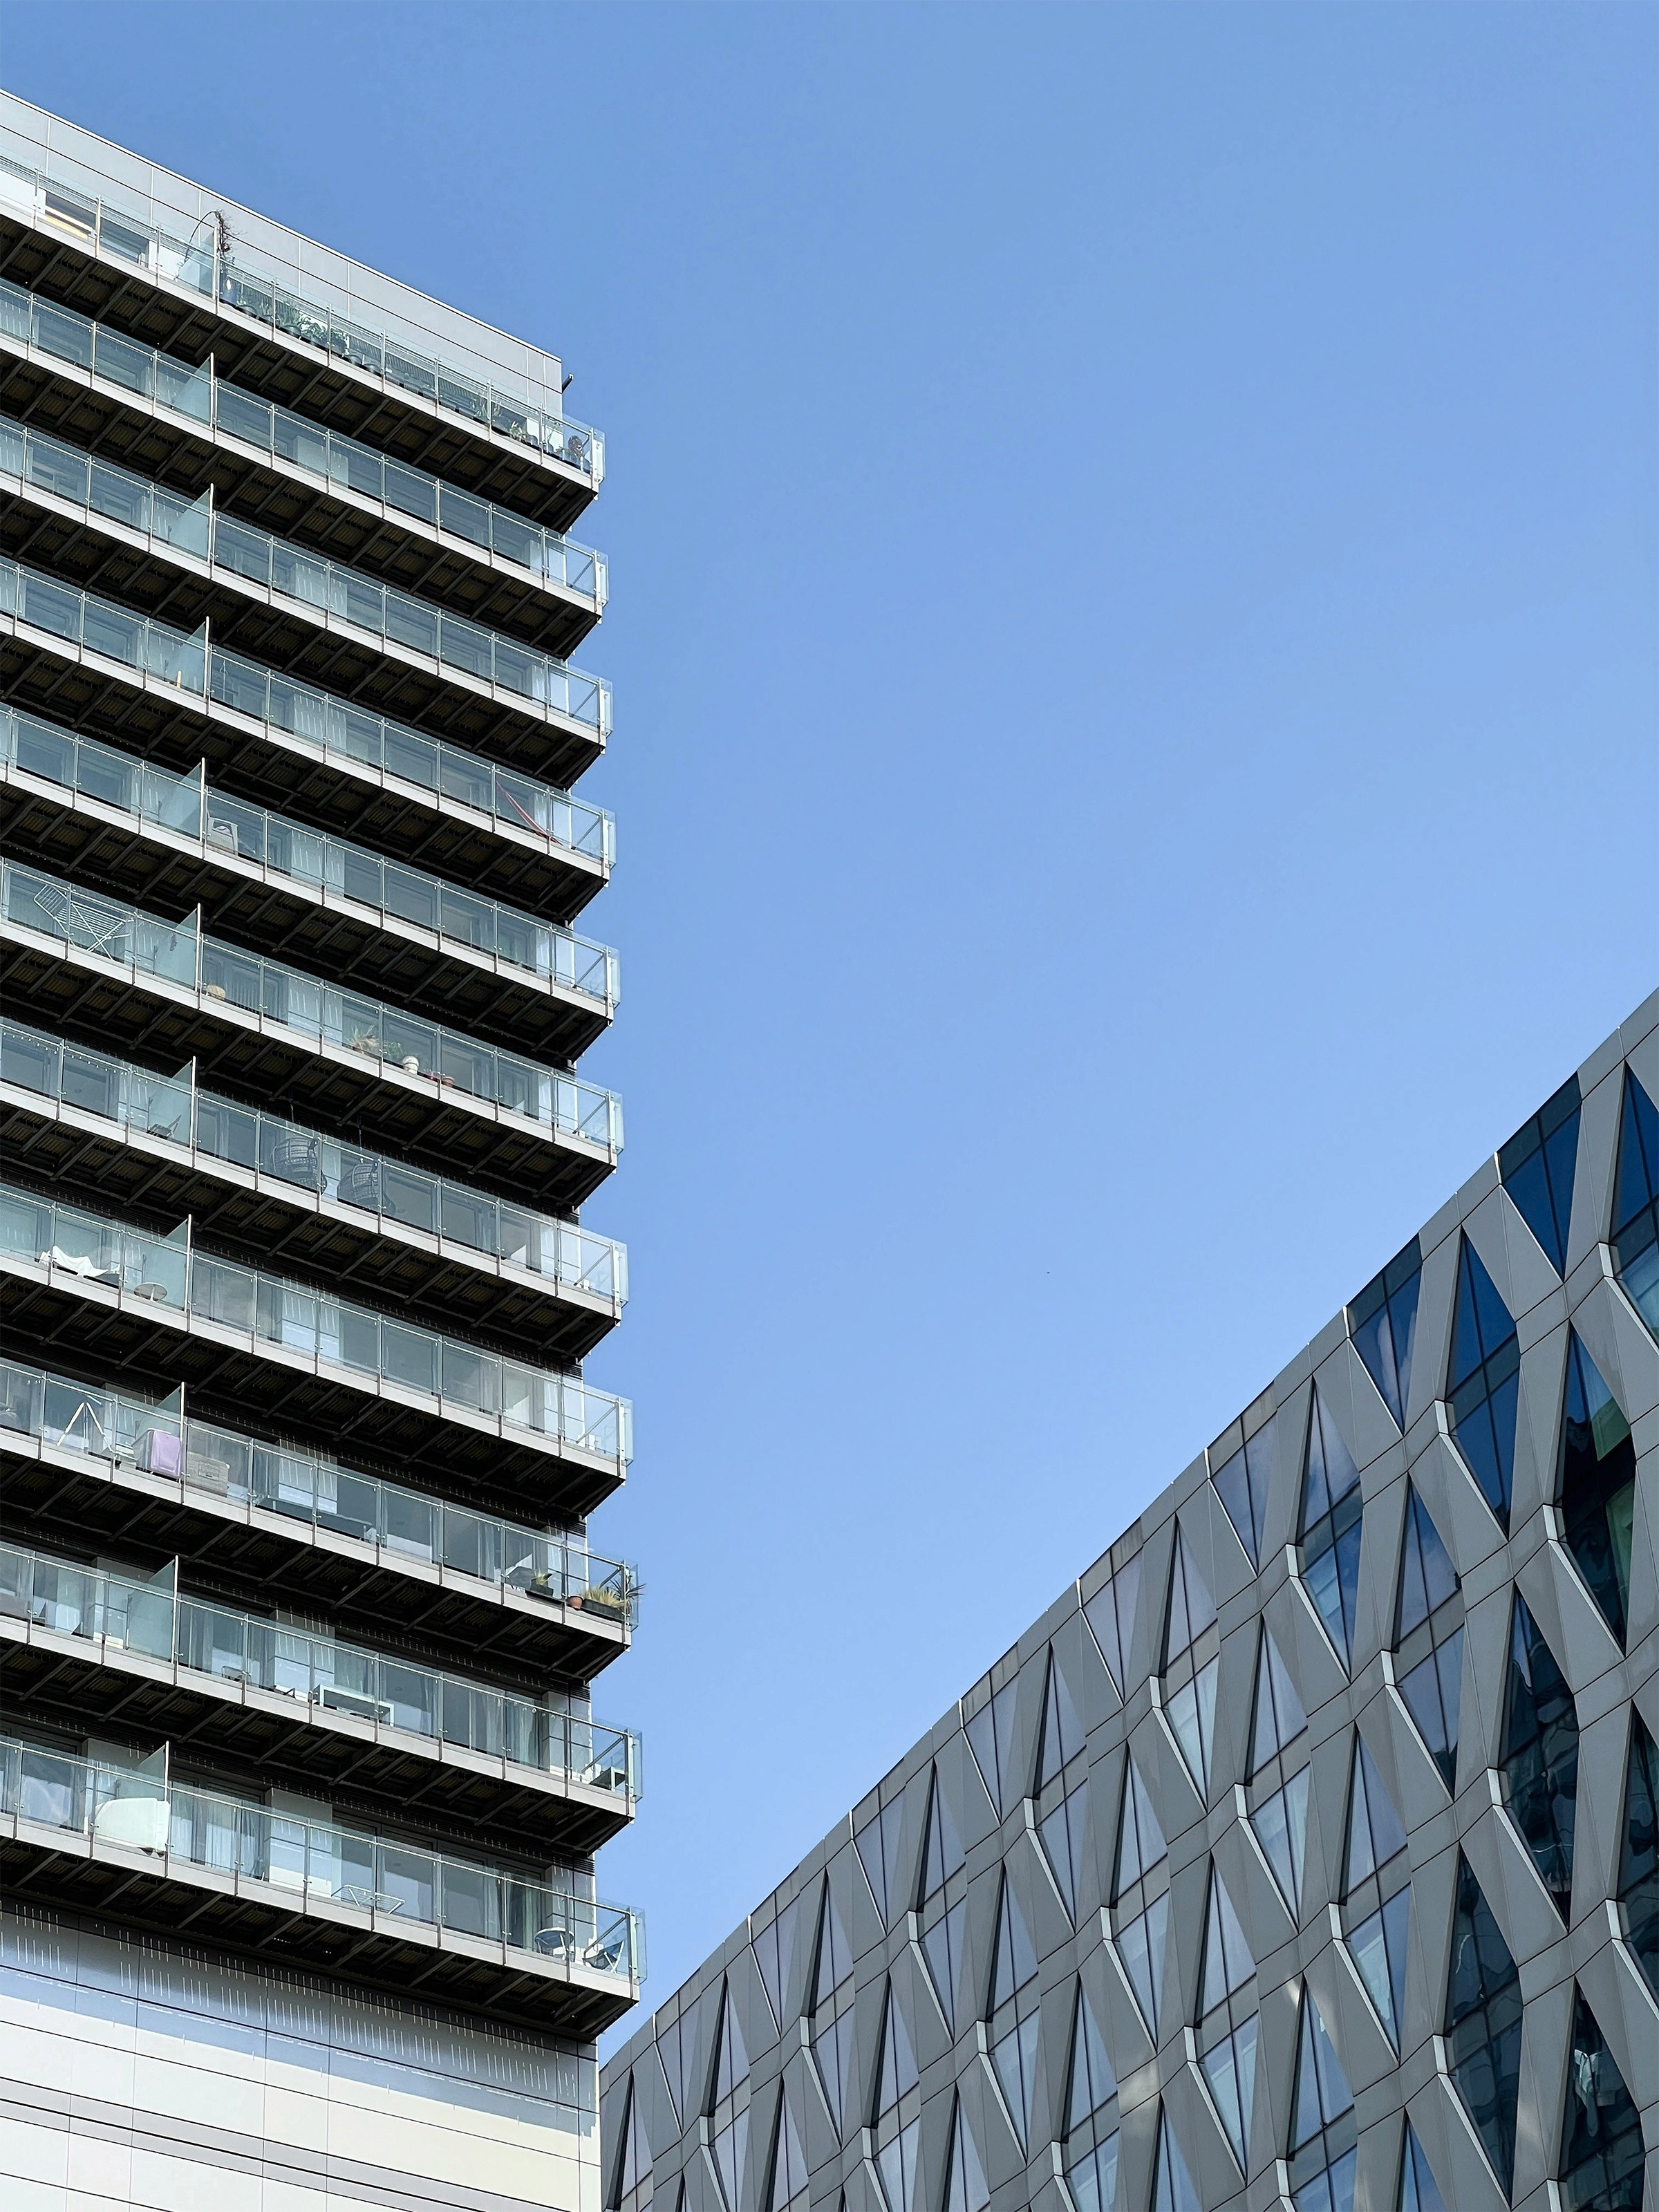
0 1738 641 1979
0 1183 633 1462
0 281 607 601
1 706 621 1005
0 859 625 1150
0 1015 628 1302
0 553 614 862
0 1538 638 1797
0 1358 639 1622
0 414 610 731
0 126 605 479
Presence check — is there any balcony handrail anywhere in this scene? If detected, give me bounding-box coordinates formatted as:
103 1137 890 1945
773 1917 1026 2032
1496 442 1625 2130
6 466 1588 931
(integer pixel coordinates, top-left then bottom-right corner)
0 858 625 1153
0 134 606 480
0 703 621 1007
0 1014 628 1303
0 1537 638 1797
0 551 615 865
0 411 610 734
0 1180 633 1463
0 1736 642 1981
0 1356 639 1620
0 278 607 601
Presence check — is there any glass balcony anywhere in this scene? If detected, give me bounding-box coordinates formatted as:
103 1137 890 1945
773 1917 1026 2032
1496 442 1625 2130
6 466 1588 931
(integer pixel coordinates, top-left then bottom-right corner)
0 411 610 732
0 280 608 603
0 1738 641 1983
0 553 614 863
0 1014 628 1303
1 705 621 1006
0 1181 633 1464
0 109 605 481
0 859 626 1150
0 1537 639 1798
0 1357 640 1624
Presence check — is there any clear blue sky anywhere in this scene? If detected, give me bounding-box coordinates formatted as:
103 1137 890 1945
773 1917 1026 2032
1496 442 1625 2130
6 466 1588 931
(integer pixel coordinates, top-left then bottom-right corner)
6 3 1655 2027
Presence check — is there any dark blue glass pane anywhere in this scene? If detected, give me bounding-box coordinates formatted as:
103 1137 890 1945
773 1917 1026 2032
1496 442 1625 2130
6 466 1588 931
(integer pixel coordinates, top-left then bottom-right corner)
1500 1080 1580 1274
1558 1333 1636 1644
1558 1990 1644 2212
1613 1073 1659 1235
1349 1242 1421 1430
1505 1147 1562 1269
1499 1596 1578 1918
1396 1486 1459 1640
1444 1856 1523 2191
1618 1718 1659 2002
1385 1272 1421 1421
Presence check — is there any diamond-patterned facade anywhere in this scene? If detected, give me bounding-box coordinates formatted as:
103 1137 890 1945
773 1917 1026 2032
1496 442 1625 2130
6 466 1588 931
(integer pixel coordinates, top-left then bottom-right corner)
605 994 1659 2212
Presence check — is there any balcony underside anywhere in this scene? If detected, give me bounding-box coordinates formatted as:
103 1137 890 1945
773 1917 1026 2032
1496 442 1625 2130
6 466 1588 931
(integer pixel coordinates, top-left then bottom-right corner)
1 774 613 1062
0 930 615 1212
0 343 599 657
0 1820 633 2036
0 491 602 784
1 1638 630 1857
0 216 598 534
1 596 608 924
0 1091 618 1363
2 1268 624 1521
0 1434 628 1683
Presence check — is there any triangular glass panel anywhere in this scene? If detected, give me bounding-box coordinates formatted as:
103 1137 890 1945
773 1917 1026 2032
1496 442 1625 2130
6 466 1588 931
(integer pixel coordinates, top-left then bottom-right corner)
989 2011 1038 2150
1395 1485 1459 1640
1343 1734 1407 1893
1211 1415 1276 1568
1065 1979 1116 2130
1300 1390 1364 1669
942 2093 989 2212
856 1794 905 1928
986 1868 1037 2013
610 2074 650 2208
1250 1768 1309 1914
1443 1854 1522 2190
872 1978 917 2119
917 1764 965 1905
1040 1776 1089 1921
1558 1331 1637 1644
876 2119 918 2212
1114 1896 1167 2036
1166 1656 1218 1797
1558 1986 1644 2212
1152 2108 1200 2212
1612 1069 1659 1336
1035 1647 1084 1790
810 2007 853 2131
1112 1754 1165 1898
965 1680 1018 1818
710 1978 747 2108
1618 1714 1659 2000
1199 1861 1254 2012
1084 1555 1142 1699
809 1874 850 2009
921 1898 964 2031
1447 1237 1520 1527
753 1896 798 2032
1499 1593 1579 1917
766 2081 807 2212
1499 1076 1581 1273
1349 1239 1423 1430
1066 2134 1120 2212
1249 1624 1307 1775
712 2109 749 2212
1199 2016 1257 2171
1399 1624 1462 1791
657 1997 699 2127
1163 1528 1216 1667
1290 1989 1353 2153
1346 1886 1409 2047
1398 2124 1447 2212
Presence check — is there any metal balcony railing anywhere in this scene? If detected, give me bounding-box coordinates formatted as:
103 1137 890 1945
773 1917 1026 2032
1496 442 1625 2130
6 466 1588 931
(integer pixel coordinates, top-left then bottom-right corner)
0 1738 641 1980
1 706 621 1006
0 1183 633 1463
0 552 615 863
0 1357 640 1623
0 860 626 1150
0 282 608 601
0 414 610 732
0 133 605 479
0 1014 628 1302
0 1538 639 1797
